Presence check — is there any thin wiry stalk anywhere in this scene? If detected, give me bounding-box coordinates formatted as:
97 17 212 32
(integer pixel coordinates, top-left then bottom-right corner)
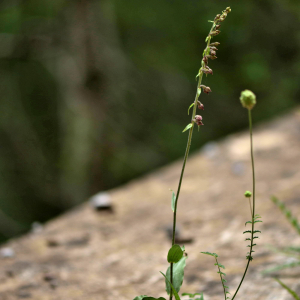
231 109 256 300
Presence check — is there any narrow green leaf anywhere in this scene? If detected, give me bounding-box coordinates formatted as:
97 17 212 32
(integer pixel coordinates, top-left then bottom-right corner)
274 278 300 300
205 36 209 42
182 123 193 133
208 20 214 23
254 220 263 223
262 261 300 274
171 191 176 212
253 230 261 234
160 272 181 300
165 256 187 295
168 244 184 263
245 238 251 241
201 251 218 258
243 230 252 234
245 221 252 226
188 103 195 115
224 285 229 289
222 279 227 283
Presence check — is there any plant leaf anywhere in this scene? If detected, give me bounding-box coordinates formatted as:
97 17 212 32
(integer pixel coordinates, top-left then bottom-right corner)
274 278 300 300
168 244 184 263
171 190 176 212
160 272 181 300
182 293 201 297
134 296 167 300
245 221 252 226
182 123 193 133
214 263 225 269
188 103 195 115
133 296 148 300
201 251 218 258
144 298 167 300
165 256 187 295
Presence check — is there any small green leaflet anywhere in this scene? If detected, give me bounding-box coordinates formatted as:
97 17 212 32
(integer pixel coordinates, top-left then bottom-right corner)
167 244 184 263
182 123 193 133
170 189 176 212
208 20 214 23
214 263 225 269
188 103 194 115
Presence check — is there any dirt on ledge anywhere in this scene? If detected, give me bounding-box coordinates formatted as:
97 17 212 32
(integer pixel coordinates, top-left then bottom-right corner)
0 108 300 300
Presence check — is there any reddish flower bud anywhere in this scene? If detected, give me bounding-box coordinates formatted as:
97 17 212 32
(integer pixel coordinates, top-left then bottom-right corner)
202 56 208 65
194 115 204 126
210 42 220 47
200 85 212 94
210 30 221 36
215 24 221 30
214 14 221 21
210 50 216 56
201 67 213 75
197 101 204 110
209 46 218 51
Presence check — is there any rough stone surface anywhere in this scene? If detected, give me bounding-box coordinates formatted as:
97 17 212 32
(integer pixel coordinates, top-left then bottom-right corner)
0 109 300 300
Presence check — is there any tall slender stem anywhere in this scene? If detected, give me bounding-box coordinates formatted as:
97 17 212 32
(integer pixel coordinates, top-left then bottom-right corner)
231 109 255 300
169 24 214 300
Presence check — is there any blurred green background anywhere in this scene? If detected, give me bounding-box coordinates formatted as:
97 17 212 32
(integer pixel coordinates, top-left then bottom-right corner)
0 0 299 242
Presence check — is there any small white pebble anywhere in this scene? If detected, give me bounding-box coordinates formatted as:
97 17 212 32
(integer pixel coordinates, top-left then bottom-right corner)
90 192 112 210
1 247 15 258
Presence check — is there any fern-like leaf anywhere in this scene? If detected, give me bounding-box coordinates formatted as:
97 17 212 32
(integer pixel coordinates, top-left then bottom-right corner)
214 263 225 269
201 251 218 258
271 196 300 235
217 271 226 276
243 230 252 234
274 278 300 300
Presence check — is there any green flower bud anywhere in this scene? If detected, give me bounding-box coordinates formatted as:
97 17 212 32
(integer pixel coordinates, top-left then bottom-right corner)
244 191 252 198
240 90 256 110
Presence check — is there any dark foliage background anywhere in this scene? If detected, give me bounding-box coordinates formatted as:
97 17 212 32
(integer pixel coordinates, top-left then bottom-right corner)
0 0 299 242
